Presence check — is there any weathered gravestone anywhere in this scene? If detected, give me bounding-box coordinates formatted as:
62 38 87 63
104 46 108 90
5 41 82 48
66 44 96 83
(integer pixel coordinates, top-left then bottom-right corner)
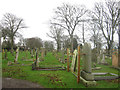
81 43 94 81
71 49 78 72
60 48 65 63
32 48 40 69
112 49 118 68
14 47 19 63
41 48 45 60
100 50 108 65
35 49 39 67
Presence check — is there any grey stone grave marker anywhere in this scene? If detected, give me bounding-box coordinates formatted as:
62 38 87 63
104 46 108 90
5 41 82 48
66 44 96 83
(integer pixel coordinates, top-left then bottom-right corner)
81 43 94 81
14 47 19 63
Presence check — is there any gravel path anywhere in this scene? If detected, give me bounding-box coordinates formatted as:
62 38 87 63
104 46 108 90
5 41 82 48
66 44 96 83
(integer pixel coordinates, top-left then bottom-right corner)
2 78 44 88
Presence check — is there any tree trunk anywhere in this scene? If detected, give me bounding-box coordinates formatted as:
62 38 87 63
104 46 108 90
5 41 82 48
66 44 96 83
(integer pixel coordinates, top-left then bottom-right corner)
107 43 111 56
11 37 14 55
70 35 73 53
57 41 61 52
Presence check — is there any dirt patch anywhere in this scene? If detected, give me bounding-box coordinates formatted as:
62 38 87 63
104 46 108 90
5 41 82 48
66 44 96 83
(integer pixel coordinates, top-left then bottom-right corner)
40 73 66 86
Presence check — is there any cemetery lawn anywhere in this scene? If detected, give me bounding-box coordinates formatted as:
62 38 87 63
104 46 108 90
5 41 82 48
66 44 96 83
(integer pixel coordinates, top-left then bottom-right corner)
2 51 119 88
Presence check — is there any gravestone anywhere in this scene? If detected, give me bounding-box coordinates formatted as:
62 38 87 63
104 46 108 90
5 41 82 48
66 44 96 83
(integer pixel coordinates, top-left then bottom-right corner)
61 48 65 63
81 43 94 81
71 49 78 72
41 48 45 60
35 48 39 67
14 47 19 63
100 50 108 65
97 55 100 64
112 49 118 67
101 53 105 63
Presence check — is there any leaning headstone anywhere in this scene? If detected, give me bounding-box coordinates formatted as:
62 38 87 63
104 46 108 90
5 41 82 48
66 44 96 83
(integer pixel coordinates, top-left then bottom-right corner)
14 47 19 63
71 49 78 72
81 43 94 81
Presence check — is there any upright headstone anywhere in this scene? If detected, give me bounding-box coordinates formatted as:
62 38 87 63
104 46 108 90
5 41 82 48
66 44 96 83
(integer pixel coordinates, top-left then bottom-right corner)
35 48 39 67
101 50 108 64
14 47 19 63
97 55 100 64
41 48 45 60
81 43 94 81
61 48 65 63
101 53 105 63
112 49 118 67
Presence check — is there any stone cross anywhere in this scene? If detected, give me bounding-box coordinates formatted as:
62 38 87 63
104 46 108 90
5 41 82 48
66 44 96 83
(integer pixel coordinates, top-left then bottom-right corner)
81 43 94 81
14 47 19 63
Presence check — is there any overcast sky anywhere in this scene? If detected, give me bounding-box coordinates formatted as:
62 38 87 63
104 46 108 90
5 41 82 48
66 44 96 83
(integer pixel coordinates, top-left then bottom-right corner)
0 0 118 44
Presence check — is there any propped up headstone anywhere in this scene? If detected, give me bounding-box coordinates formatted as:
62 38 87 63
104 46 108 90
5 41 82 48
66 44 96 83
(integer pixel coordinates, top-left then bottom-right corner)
71 49 78 72
14 47 19 63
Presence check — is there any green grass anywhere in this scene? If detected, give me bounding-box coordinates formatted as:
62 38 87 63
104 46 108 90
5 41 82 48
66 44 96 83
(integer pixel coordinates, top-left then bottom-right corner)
2 51 119 88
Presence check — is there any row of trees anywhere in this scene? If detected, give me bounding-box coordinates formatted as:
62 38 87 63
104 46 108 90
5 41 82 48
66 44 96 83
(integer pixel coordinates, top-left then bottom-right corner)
0 13 79 52
48 0 119 55
0 0 119 55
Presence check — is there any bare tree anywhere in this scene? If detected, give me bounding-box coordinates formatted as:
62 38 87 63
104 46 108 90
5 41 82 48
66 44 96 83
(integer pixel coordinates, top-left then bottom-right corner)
47 25 63 52
0 13 26 54
0 25 2 52
89 0 119 55
25 37 43 49
51 3 87 52
43 41 54 51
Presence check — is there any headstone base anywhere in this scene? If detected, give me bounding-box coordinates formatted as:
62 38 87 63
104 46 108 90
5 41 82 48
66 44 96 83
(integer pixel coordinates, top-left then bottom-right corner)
80 76 96 86
81 70 94 81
